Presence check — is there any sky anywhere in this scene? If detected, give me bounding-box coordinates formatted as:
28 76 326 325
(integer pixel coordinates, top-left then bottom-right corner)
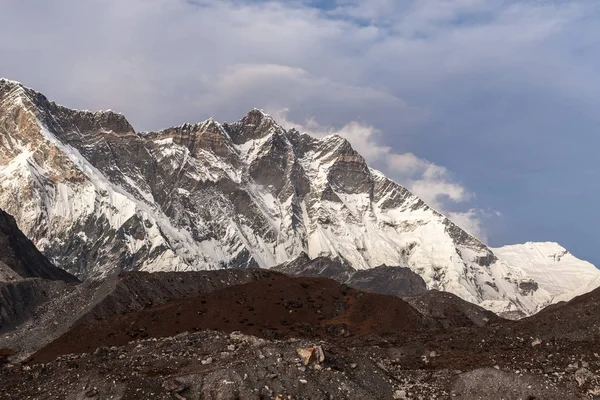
1 0 599 264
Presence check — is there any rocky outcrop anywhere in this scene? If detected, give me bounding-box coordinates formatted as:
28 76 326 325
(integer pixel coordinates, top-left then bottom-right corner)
275 254 428 298
0 261 21 282
406 290 503 328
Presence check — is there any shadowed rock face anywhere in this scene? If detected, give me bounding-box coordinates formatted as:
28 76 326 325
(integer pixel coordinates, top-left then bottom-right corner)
274 254 428 298
350 266 429 298
276 255 505 329
406 290 503 329
0 279 73 333
274 253 356 281
0 208 78 283
0 207 79 338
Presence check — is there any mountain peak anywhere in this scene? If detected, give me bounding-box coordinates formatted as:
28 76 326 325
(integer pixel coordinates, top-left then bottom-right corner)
0 78 26 90
225 109 284 144
0 78 34 105
237 109 275 128
499 242 569 257
245 108 271 119
0 78 134 135
66 108 135 135
198 117 229 136
524 241 564 249
492 241 598 307
0 78 42 98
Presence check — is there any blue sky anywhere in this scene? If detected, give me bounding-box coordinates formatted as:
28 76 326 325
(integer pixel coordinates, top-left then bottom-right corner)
1 0 599 264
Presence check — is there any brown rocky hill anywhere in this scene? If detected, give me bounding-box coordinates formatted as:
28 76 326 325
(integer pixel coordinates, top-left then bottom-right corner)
27 274 435 364
0 269 281 360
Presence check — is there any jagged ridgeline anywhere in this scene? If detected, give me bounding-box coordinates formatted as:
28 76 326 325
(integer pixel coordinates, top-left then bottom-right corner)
0 78 598 317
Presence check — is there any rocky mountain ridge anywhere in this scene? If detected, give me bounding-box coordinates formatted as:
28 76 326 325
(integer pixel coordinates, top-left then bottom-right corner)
0 78 598 316
273 253 429 298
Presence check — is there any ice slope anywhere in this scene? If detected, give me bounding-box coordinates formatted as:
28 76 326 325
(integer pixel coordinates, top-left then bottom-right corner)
493 242 600 307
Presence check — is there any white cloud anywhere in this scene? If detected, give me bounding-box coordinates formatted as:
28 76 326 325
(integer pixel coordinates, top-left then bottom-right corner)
0 0 596 132
386 153 471 203
448 209 488 243
192 64 415 129
2 0 594 128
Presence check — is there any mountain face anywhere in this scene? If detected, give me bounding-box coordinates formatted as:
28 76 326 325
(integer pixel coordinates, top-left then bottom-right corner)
0 78 598 316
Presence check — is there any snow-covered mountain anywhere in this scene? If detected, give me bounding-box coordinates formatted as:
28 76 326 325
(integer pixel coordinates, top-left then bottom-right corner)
493 242 600 305
0 78 598 316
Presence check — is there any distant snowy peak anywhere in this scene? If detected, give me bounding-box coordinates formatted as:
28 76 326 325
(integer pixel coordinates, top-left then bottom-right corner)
496 242 575 264
493 242 600 305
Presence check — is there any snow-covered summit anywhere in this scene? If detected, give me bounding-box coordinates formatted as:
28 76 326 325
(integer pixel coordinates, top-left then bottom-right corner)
493 242 600 306
0 77 22 84
0 78 30 91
